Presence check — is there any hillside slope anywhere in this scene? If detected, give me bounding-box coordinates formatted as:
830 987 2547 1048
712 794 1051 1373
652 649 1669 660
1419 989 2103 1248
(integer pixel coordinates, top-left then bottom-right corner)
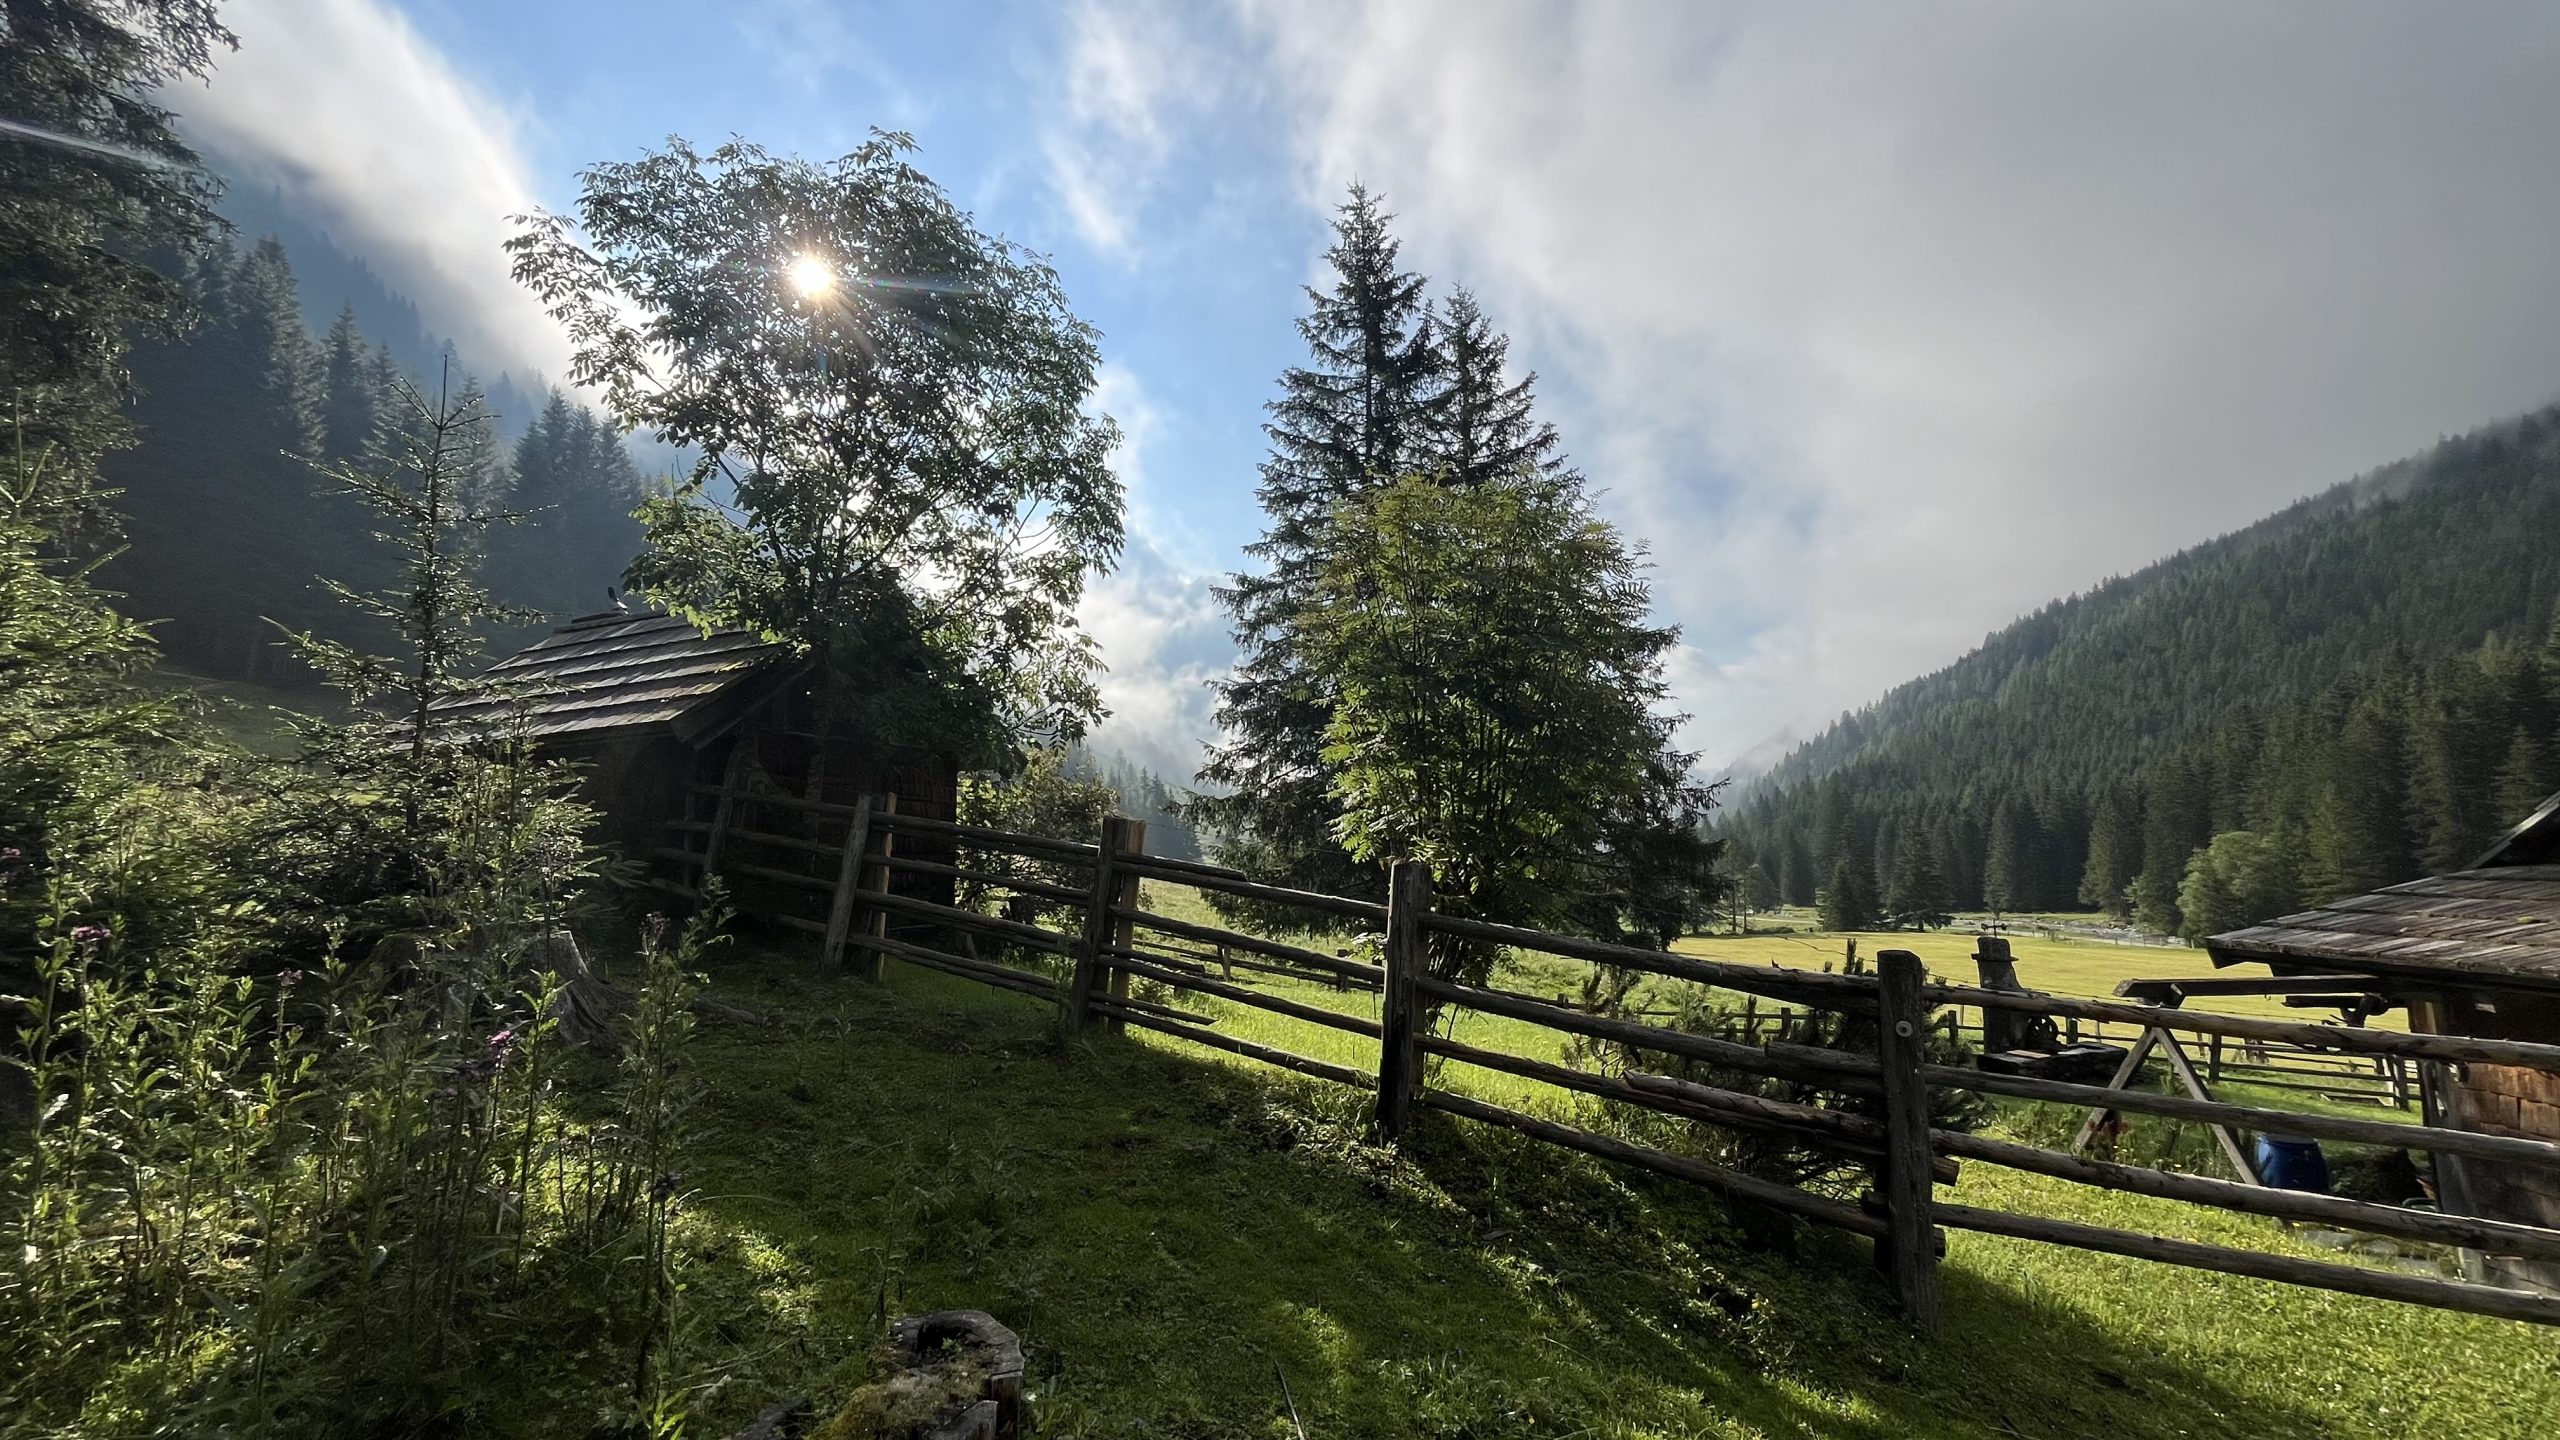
1728 402 2560 924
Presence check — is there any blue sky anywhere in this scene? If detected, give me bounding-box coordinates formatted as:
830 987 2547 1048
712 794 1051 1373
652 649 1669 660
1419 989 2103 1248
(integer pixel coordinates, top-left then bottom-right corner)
175 1 2560 781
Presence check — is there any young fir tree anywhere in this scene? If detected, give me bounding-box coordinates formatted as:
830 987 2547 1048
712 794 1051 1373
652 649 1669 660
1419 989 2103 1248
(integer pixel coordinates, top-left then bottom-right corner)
1982 804 2021 920
1883 828 1950 930
1425 287 1565 488
2077 785 2139 918
1816 855 1875 932
318 302 378 465
1197 185 1445 902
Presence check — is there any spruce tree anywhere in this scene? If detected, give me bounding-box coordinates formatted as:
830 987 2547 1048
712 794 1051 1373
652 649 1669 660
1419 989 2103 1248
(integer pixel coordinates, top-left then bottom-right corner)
2077 786 2136 915
1816 855 1874 932
1425 287 1563 487
1983 805 2021 919
317 302 378 464
0 0 232 524
1883 829 1951 930
1196 185 1445 899
2495 728 2549 834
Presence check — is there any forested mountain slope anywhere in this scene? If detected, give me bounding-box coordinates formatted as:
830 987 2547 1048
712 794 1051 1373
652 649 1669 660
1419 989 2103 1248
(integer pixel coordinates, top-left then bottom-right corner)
1727 403 2560 932
101 205 649 684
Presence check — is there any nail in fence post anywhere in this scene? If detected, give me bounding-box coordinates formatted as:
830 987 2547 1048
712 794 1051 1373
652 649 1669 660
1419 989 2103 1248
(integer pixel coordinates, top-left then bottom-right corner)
823 794 877 979
1874 947 1944 1329
1068 814 1135 1032
1376 860 1430 1141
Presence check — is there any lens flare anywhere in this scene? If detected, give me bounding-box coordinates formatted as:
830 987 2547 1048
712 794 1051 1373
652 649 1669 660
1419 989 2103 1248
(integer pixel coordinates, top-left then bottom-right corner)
787 253 834 298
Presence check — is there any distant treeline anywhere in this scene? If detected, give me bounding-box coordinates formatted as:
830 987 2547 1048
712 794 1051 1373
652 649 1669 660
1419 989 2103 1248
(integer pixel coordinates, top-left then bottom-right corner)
1062 745 1203 861
103 234 647 681
1726 405 2560 938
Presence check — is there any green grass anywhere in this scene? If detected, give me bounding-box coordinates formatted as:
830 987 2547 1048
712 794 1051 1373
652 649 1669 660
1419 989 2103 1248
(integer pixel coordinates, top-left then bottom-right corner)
638 934 2559 1440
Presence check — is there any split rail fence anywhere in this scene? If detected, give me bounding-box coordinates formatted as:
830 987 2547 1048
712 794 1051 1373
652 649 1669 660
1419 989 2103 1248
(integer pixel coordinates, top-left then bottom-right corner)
656 792 2560 1330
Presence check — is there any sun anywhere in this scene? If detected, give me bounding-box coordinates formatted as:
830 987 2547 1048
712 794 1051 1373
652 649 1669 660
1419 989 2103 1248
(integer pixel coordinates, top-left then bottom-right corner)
787 252 834 299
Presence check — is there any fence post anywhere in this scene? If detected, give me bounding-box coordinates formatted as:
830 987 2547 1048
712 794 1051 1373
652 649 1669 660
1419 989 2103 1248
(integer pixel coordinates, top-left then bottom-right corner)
1874 948 1943 1329
822 795 876 979
1375 861 1431 1142
1100 819 1146 1033
1067 814 1139 1032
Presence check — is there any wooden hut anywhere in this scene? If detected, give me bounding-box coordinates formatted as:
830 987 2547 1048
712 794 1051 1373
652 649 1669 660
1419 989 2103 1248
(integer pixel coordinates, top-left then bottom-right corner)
436 608 959 925
2207 794 2560 1293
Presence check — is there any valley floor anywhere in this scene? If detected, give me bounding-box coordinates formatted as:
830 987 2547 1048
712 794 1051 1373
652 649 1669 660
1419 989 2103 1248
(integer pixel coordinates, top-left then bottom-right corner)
632 939 2556 1440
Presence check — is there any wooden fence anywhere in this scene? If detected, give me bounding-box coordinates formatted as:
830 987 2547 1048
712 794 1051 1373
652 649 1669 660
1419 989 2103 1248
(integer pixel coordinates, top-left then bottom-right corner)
655 796 2560 1330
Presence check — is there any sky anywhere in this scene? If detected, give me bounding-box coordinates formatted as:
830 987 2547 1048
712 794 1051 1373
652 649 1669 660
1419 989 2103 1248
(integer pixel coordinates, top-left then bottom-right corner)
170 0 2560 782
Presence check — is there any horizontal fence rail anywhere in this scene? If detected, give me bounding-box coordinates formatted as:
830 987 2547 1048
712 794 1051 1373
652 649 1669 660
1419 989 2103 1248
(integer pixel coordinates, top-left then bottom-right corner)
661 796 2560 1331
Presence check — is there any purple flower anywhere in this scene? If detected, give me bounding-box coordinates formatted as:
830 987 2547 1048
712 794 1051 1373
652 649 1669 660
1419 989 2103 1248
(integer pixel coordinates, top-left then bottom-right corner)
1 847 21 862
278 969 305 989
69 923 110 949
486 1027 518 1070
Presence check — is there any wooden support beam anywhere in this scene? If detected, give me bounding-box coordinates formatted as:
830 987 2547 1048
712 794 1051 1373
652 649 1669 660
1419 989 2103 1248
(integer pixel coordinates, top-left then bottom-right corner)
2070 1026 2162 1155
865 793 897 954
698 742 752 884
2158 1028 2260 1184
822 795 875 979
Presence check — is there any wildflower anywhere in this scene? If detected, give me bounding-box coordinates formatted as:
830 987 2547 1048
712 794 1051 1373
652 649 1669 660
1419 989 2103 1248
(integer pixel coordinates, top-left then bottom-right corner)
650 1171 681 1204
277 968 305 989
486 1026 518 1071
70 923 111 949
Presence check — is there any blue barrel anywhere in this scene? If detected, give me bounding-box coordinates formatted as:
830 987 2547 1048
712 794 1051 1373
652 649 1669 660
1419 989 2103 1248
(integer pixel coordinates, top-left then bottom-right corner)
2253 1134 2331 1193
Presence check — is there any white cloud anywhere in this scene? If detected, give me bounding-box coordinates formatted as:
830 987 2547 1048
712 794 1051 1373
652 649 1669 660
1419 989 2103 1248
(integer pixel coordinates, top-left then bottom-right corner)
1079 363 1229 778
174 0 571 382
1037 0 1207 259
1235 1 2560 770
1077 538 1228 781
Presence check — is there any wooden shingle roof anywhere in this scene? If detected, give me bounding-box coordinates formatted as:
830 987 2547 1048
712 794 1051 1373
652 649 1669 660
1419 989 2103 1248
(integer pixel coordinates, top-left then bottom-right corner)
2210 792 2560 993
433 610 795 743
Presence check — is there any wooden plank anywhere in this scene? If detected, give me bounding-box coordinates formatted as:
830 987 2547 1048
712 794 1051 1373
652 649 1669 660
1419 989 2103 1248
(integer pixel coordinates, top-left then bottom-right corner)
1115 857 1390 924
722 859 838 894
849 931 1057 1000
822 796 874 978
877 808 1102 861
1423 912 1882 1008
1091 1000 1375 1089
1375 861 1429 1142
1931 981 2560 1072
1873 950 1942 1328
1417 1089 1891 1241
1107 953 1380 1036
1931 1065 2560 1167
1423 1039 1960 1182
1932 1202 2560 1328
860 888 1075 954
878 854 1087 906
1114 904 1383 980
1414 976 1885 1092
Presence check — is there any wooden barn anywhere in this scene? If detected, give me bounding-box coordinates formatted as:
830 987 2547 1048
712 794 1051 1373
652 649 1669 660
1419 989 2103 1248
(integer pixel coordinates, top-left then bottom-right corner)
2208 794 2560 1293
435 607 960 928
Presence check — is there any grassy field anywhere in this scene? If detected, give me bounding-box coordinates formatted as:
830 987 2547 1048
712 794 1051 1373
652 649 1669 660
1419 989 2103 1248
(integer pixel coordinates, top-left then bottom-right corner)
638 939 2559 1440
